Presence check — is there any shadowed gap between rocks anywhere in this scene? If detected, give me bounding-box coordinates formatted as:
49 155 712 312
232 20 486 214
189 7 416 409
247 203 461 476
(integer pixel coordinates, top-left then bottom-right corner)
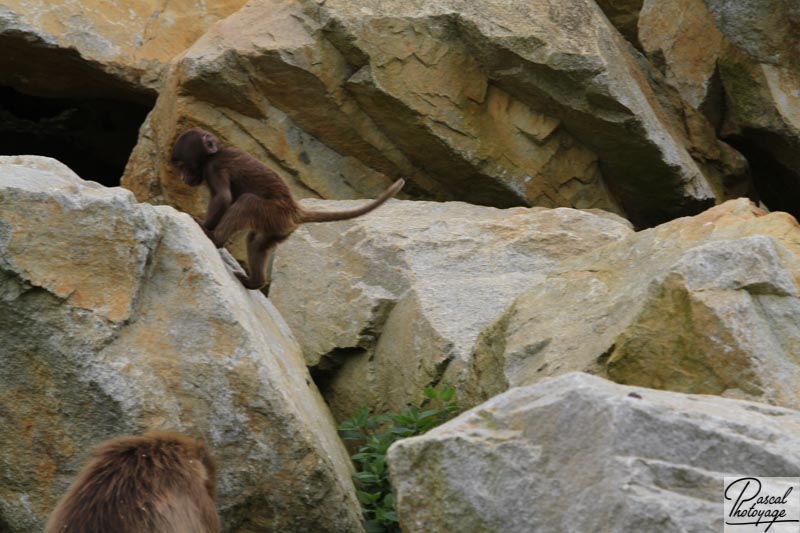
724 132 800 220
0 86 152 187
310 347 369 410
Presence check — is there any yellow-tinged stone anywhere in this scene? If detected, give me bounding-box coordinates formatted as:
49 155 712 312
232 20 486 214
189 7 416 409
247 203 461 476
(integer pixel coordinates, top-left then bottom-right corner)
5 201 142 322
2 0 247 89
640 0 725 109
474 199 800 410
0 156 362 531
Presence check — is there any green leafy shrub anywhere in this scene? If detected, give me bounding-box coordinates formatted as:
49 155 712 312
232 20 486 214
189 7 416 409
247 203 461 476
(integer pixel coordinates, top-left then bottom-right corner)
338 386 458 533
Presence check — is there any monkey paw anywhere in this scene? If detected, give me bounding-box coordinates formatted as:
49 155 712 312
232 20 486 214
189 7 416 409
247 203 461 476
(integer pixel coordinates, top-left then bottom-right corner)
235 272 267 290
192 220 222 247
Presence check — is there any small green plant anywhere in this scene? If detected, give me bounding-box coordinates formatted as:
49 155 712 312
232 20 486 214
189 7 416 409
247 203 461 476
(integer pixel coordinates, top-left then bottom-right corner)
338 386 458 533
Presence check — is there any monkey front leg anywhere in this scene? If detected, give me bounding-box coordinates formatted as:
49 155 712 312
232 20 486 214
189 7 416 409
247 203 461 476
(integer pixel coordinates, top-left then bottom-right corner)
193 216 216 241
235 232 284 290
199 191 232 248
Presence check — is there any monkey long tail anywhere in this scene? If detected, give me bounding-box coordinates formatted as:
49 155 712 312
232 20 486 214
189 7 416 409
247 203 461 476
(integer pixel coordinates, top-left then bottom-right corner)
298 179 405 223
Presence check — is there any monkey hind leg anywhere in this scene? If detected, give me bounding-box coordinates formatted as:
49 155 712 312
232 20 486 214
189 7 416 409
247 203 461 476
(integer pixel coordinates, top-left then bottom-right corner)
212 195 296 249
236 232 286 290
210 194 266 248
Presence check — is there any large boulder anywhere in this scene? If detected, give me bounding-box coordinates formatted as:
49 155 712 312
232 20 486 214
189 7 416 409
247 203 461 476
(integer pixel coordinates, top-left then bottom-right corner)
388 372 800 532
639 0 800 219
474 198 800 409
121 0 437 210
269 199 632 418
0 0 247 190
0 0 246 97
0 156 362 532
122 0 747 228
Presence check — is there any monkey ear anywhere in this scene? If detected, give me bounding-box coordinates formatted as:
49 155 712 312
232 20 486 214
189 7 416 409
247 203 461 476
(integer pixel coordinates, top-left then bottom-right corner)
202 134 219 154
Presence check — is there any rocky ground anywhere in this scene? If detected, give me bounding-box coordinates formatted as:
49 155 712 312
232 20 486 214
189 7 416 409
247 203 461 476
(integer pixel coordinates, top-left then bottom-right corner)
1 0 799 531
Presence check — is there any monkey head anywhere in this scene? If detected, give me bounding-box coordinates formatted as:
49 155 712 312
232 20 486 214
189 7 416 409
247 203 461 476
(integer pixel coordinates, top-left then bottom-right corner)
171 129 219 186
45 431 221 533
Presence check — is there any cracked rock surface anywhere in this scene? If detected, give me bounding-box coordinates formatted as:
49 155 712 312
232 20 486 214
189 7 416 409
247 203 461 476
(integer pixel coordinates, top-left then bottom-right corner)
0 156 362 532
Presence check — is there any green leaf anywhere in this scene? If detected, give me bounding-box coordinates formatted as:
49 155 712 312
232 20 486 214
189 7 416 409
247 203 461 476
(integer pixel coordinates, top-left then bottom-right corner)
364 520 386 533
418 408 443 420
348 407 369 427
440 386 455 402
391 414 414 427
383 492 395 508
357 490 380 505
353 452 382 464
354 472 380 484
423 386 438 400
339 429 365 441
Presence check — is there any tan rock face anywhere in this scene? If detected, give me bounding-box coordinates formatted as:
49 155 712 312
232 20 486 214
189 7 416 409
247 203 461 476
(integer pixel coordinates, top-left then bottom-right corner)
122 0 619 214
0 157 362 532
122 0 753 229
639 0 800 220
0 0 246 97
475 198 800 409
121 0 406 211
268 200 633 418
639 0 725 112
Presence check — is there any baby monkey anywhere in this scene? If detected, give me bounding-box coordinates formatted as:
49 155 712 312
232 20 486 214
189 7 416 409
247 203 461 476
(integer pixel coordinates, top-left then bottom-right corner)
171 128 405 289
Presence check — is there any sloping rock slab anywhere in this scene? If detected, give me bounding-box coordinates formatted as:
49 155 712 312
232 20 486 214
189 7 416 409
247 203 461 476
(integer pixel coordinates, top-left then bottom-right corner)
269 199 632 417
389 372 800 532
475 199 800 410
0 156 361 532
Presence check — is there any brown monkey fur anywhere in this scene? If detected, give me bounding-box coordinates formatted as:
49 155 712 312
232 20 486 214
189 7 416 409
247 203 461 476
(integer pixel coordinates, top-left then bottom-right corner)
45 431 220 533
171 128 405 289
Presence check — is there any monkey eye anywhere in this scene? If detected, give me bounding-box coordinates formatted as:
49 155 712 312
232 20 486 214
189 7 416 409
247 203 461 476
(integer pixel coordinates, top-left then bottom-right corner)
171 160 183 168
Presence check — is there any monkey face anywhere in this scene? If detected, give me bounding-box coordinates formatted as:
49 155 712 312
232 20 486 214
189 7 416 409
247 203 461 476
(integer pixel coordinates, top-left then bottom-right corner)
171 129 220 186
171 159 203 186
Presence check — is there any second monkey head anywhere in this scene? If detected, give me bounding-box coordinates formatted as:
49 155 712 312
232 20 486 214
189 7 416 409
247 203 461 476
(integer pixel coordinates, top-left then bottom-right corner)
171 128 219 186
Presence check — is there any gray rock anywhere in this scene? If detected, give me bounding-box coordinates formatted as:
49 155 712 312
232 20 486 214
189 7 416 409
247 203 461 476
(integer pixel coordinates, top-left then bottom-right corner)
703 0 800 66
0 156 362 532
475 198 800 409
388 372 800 533
270 199 632 417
